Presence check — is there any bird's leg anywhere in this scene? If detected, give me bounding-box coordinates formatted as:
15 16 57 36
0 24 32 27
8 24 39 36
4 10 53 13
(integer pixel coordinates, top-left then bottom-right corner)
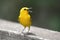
21 27 26 33
28 26 30 33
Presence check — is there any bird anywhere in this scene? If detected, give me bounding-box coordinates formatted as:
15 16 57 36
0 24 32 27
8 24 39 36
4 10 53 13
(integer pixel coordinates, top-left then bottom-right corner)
18 7 32 33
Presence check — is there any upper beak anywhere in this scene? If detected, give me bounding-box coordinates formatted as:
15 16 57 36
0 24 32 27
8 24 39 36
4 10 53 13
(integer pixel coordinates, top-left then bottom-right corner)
29 7 32 9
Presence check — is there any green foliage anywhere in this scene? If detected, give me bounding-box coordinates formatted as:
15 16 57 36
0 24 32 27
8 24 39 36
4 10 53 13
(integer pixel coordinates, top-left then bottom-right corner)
0 0 60 31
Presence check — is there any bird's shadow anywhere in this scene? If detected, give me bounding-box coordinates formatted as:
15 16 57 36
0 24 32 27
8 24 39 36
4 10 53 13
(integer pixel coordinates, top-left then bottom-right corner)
24 32 36 36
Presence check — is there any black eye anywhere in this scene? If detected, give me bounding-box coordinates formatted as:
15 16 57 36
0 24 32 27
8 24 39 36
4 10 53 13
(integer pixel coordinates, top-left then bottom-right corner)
24 9 26 10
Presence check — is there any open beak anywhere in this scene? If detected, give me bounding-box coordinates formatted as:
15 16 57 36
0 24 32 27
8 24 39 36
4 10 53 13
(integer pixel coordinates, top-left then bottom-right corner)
28 7 32 13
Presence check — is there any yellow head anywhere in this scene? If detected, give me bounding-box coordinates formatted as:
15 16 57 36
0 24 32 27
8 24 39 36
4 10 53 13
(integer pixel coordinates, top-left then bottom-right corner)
20 7 32 15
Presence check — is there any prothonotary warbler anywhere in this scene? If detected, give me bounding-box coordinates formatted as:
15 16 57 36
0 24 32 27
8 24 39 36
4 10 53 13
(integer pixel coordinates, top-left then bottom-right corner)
18 7 32 33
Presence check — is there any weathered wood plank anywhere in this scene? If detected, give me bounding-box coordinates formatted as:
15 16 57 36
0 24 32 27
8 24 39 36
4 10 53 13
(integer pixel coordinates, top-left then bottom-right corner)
0 19 60 40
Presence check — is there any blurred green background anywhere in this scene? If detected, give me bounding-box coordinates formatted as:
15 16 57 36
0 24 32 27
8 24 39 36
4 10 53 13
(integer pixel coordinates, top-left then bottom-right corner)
0 0 60 31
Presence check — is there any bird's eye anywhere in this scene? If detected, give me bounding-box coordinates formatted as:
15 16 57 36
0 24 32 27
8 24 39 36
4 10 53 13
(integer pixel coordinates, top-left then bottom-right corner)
24 9 26 10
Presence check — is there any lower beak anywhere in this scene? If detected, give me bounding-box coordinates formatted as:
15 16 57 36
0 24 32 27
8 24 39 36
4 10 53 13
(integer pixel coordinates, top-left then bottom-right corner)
28 7 32 13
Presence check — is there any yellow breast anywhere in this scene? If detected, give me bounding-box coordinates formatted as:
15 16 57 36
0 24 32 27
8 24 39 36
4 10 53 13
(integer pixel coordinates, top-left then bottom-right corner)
19 14 31 27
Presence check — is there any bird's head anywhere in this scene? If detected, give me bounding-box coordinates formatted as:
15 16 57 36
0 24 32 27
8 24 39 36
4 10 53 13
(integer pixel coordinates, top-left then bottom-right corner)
20 7 32 14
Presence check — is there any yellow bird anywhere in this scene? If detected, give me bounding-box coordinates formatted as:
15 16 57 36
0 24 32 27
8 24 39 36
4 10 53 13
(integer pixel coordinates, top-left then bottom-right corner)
18 7 32 33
